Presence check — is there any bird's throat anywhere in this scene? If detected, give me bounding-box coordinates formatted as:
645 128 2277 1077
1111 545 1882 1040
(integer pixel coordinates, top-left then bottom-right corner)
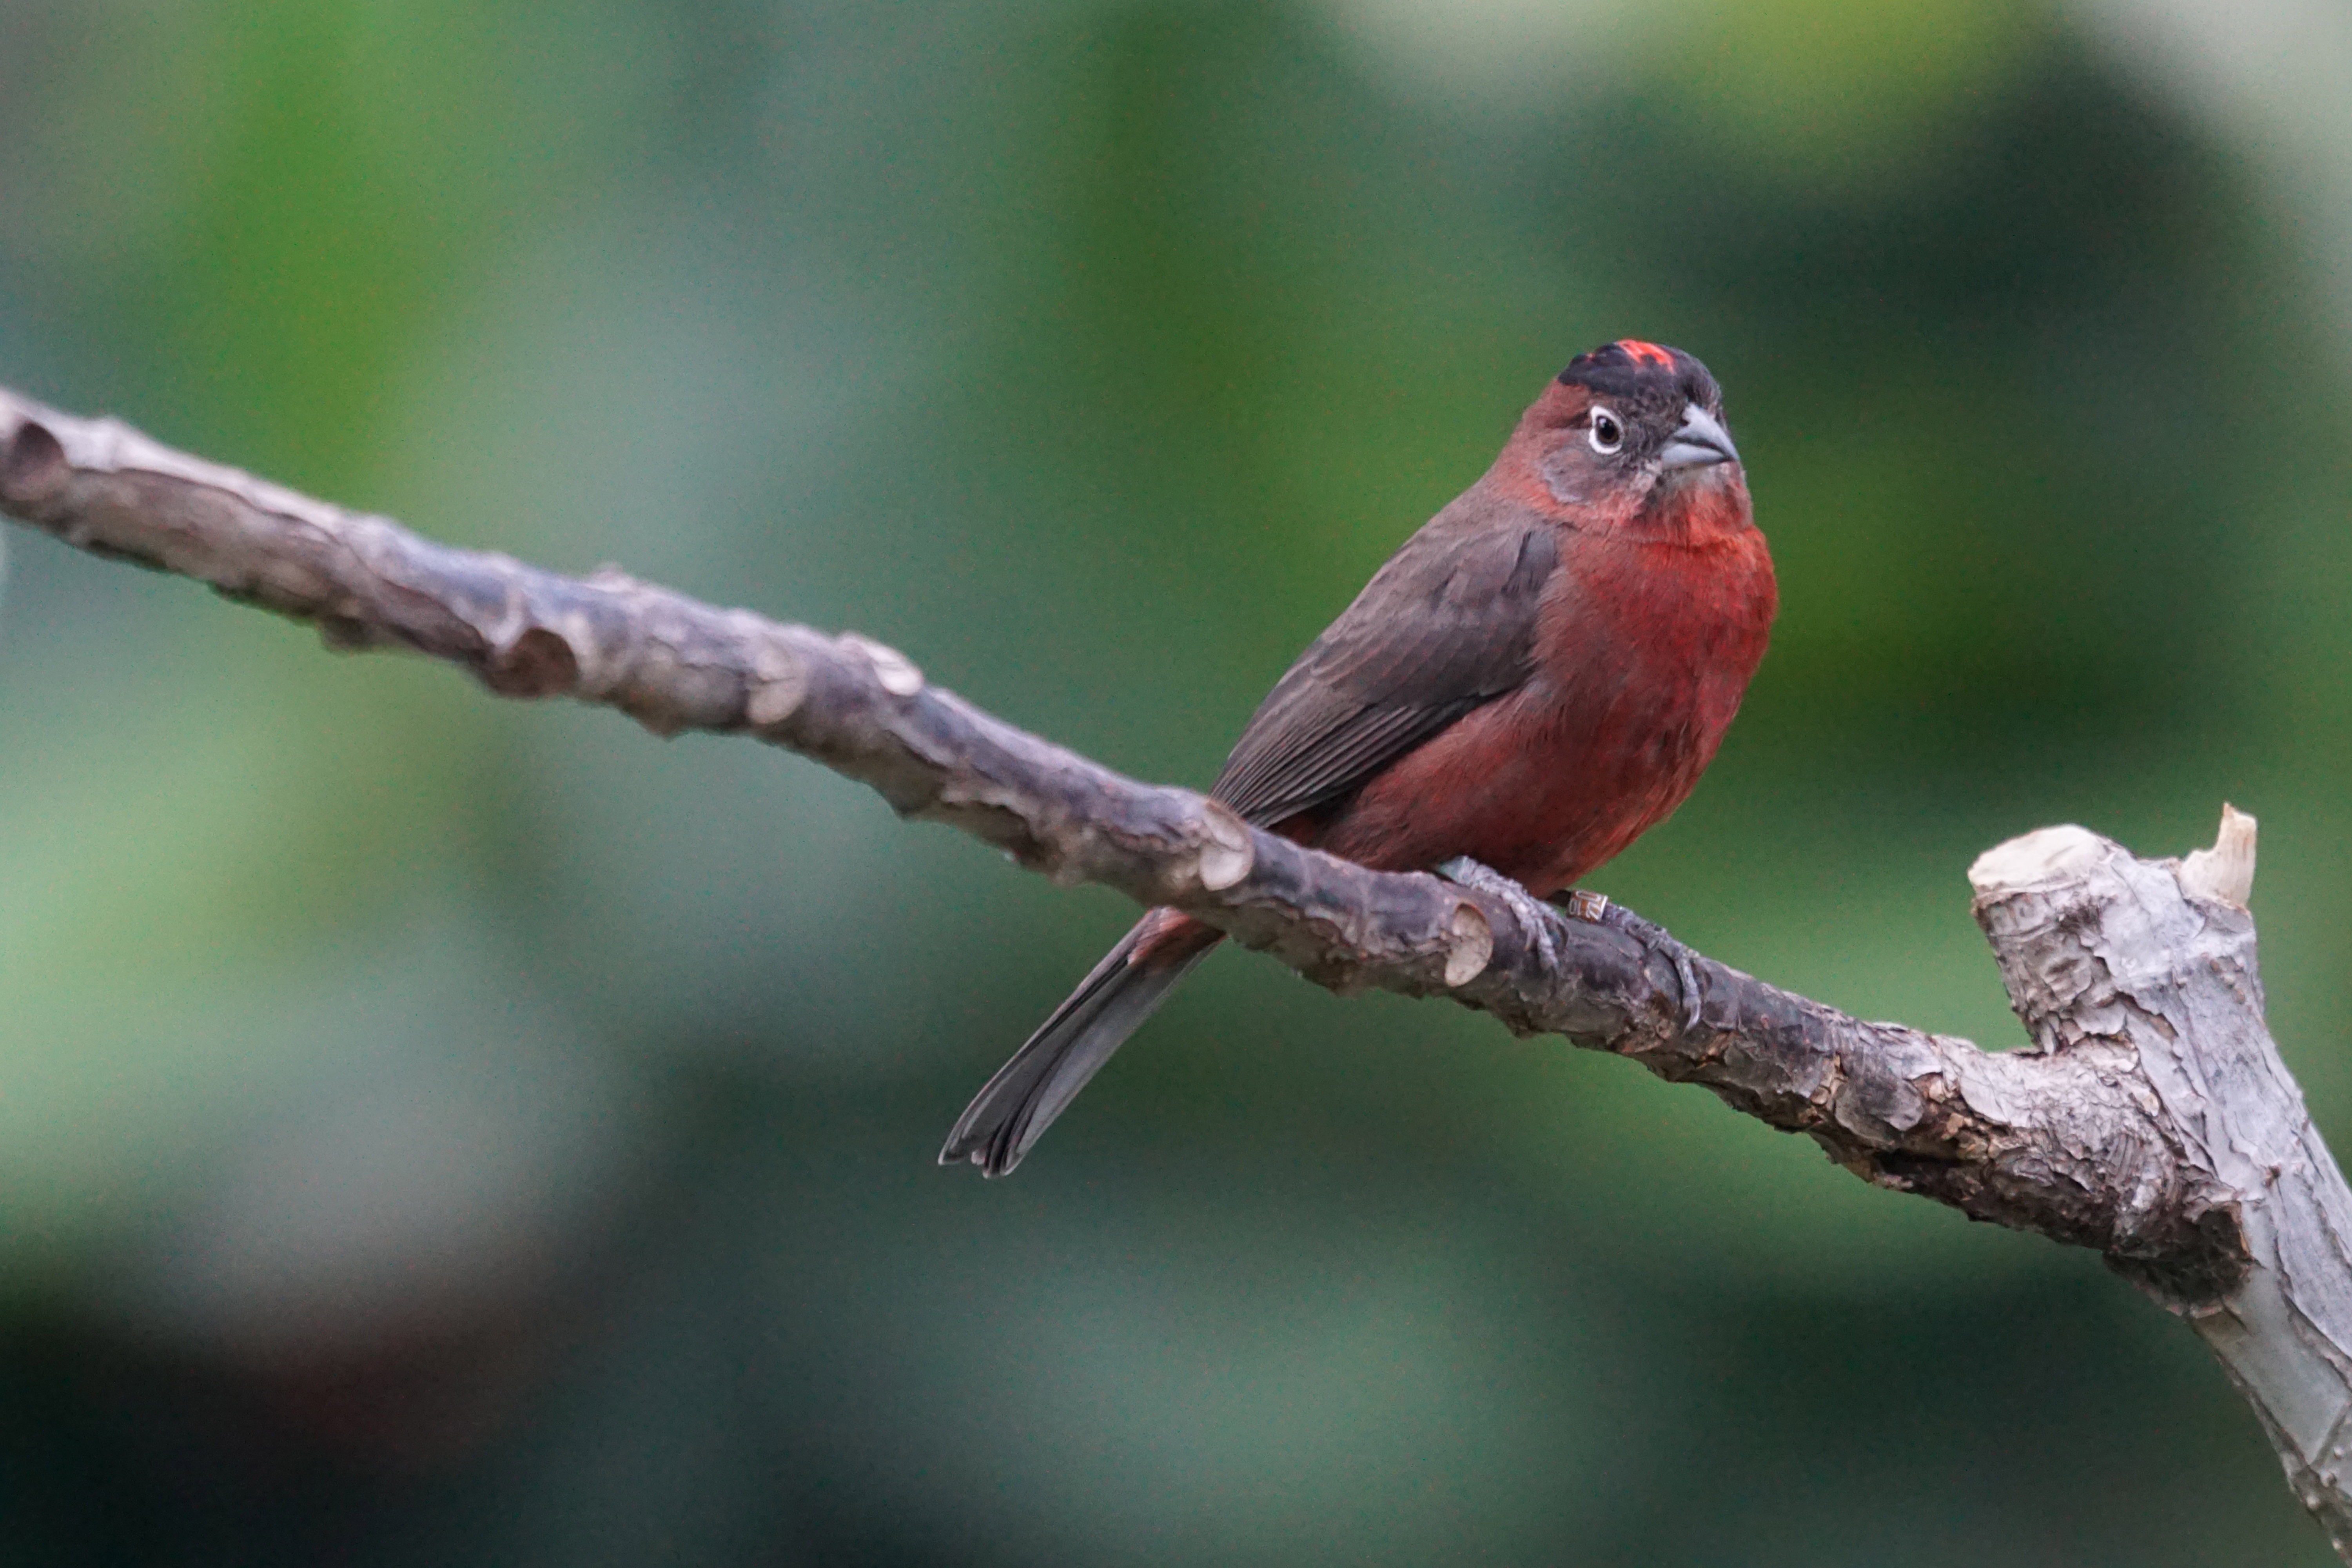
1645 470 1752 544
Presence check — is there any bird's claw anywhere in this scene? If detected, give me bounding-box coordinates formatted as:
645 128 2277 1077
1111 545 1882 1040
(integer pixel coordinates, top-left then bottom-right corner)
1436 857 1561 973
1436 862 1705 1038
1560 892 1706 1037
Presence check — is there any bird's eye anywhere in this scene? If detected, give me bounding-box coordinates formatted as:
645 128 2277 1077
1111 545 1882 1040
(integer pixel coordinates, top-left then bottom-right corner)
1588 409 1624 454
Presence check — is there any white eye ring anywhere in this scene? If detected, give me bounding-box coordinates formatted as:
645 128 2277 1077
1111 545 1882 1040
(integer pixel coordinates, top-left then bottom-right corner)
1588 408 1624 454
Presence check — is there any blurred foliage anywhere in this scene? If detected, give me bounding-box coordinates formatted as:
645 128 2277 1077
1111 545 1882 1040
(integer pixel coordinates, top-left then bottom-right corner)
2 0 2350 1563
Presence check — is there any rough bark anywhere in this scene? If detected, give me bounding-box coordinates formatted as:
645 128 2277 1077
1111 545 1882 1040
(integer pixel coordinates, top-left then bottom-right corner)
1972 819 2352 1553
5 385 2350 1555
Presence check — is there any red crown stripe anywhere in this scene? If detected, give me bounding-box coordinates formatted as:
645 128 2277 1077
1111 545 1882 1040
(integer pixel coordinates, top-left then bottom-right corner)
1614 339 1674 368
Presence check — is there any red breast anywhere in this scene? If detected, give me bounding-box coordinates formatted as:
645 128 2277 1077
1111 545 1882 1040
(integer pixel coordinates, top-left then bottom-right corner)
1304 366 1774 893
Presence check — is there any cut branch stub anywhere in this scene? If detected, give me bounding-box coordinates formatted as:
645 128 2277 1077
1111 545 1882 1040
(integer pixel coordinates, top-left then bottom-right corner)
1965 818 2255 1283
2180 802 2258 906
1442 902 1495 987
1193 801 1256 893
0 416 71 505
482 625 583 698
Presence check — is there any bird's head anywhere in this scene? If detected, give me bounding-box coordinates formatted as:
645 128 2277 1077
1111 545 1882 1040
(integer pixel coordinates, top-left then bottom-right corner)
1505 340 1748 535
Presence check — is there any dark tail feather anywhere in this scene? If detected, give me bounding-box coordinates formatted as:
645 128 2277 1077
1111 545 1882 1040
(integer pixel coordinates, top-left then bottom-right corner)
940 913 1218 1177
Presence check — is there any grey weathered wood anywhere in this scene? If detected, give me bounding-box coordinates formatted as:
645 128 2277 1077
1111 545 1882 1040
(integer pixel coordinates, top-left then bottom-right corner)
1972 816 2352 1555
5 385 2350 1555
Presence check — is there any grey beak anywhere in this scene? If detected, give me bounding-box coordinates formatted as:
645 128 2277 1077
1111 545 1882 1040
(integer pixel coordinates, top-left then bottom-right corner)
1661 403 1739 471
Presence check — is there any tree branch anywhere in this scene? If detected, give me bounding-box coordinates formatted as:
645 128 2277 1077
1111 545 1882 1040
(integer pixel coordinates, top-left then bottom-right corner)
6 385 2352 1555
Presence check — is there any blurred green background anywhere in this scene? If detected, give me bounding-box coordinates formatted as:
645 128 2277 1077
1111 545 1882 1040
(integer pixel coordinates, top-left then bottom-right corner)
3 0 2350 1562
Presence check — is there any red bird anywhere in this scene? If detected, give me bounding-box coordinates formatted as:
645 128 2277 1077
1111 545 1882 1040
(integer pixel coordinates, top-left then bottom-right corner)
943 341 1777 1176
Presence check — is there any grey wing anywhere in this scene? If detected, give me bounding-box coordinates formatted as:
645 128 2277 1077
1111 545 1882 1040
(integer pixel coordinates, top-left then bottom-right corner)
1210 509 1558 828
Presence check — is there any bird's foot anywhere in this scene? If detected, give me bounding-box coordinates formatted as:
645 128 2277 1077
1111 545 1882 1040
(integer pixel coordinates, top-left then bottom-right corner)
1437 858 1561 973
1555 889 1705 1037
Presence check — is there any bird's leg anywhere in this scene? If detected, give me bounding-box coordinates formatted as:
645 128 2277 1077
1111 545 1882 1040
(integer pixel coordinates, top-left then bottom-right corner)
1436 857 1561 973
1554 889 1705 1036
